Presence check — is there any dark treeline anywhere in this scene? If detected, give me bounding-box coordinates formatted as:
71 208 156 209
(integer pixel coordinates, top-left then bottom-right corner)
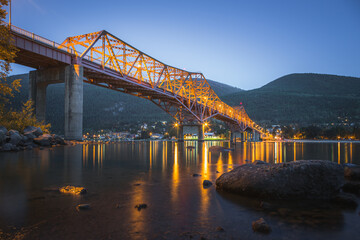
280 125 360 140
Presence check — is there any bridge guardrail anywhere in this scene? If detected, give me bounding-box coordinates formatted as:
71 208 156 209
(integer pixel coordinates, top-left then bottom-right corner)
10 24 77 55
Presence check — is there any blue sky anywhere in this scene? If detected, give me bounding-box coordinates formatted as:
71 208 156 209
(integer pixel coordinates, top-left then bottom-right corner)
6 0 360 90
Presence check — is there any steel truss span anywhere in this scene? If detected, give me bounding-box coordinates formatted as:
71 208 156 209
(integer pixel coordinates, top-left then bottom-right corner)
10 24 267 137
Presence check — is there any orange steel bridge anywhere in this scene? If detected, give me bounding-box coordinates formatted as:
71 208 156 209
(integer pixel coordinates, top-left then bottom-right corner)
10 24 268 139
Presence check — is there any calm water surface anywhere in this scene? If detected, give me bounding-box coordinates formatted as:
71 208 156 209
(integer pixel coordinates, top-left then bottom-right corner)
0 141 359 239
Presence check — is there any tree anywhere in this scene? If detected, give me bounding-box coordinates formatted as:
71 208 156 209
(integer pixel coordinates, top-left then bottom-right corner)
0 0 20 105
0 1 50 133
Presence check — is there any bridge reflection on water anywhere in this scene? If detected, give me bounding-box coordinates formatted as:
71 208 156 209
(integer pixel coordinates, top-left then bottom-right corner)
80 141 359 170
1 141 360 239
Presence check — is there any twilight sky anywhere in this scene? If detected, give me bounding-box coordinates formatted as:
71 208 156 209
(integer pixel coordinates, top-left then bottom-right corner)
6 0 360 90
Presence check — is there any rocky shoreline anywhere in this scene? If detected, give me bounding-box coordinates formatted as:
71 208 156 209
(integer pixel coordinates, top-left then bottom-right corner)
0 126 67 152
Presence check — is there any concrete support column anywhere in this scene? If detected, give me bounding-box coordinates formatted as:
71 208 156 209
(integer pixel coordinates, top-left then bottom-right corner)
230 131 233 143
253 130 256 142
177 124 184 142
198 124 204 142
65 64 83 140
29 70 47 122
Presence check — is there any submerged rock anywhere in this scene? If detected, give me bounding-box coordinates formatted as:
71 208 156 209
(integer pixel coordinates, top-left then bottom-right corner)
252 218 271 234
216 160 344 200
203 180 213 188
209 146 233 152
76 204 90 210
193 173 201 177
135 203 147 211
59 186 87 195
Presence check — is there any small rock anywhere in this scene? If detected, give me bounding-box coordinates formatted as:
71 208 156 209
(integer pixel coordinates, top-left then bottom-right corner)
252 218 271 234
76 204 90 210
332 192 358 209
216 226 225 232
135 203 147 211
216 171 220 173
193 173 201 177
203 180 213 187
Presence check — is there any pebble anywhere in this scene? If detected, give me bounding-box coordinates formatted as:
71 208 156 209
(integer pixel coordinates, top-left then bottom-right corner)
252 218 271 234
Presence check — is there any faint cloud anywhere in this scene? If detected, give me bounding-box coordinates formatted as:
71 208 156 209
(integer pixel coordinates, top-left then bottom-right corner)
27 0 46 14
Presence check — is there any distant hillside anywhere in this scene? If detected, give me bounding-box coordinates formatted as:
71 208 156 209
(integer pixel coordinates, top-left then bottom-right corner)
222 73 360 125
6 74 242 133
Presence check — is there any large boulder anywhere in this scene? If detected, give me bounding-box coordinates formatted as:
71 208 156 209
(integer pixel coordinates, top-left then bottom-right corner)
216 160 344 200
8 130 22 146
23 126 43 137
33 134 52 146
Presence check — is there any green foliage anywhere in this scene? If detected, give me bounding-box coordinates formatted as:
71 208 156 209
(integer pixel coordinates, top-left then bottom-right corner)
0 100 51 133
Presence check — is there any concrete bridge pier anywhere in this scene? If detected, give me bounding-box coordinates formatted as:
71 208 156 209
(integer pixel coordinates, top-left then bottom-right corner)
29 71 48 123
179 123 204 142
29 64 83 141
198 124 204 142
177 124 184 142
64 65 83 140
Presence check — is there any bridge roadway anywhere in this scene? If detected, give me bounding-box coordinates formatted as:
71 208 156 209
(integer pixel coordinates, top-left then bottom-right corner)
10 24 266 141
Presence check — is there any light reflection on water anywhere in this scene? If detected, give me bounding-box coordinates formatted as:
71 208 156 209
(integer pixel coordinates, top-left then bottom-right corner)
0 141 359 239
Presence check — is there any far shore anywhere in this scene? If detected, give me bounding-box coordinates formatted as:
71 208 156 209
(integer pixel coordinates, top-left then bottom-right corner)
282 139 360 144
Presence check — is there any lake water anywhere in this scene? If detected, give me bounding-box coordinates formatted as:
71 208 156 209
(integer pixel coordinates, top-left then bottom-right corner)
0 141 359 239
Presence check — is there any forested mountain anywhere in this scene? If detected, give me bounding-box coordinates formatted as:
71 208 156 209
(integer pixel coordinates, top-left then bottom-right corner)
221 73 360 125
6 73 360 133
6 74 241 133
